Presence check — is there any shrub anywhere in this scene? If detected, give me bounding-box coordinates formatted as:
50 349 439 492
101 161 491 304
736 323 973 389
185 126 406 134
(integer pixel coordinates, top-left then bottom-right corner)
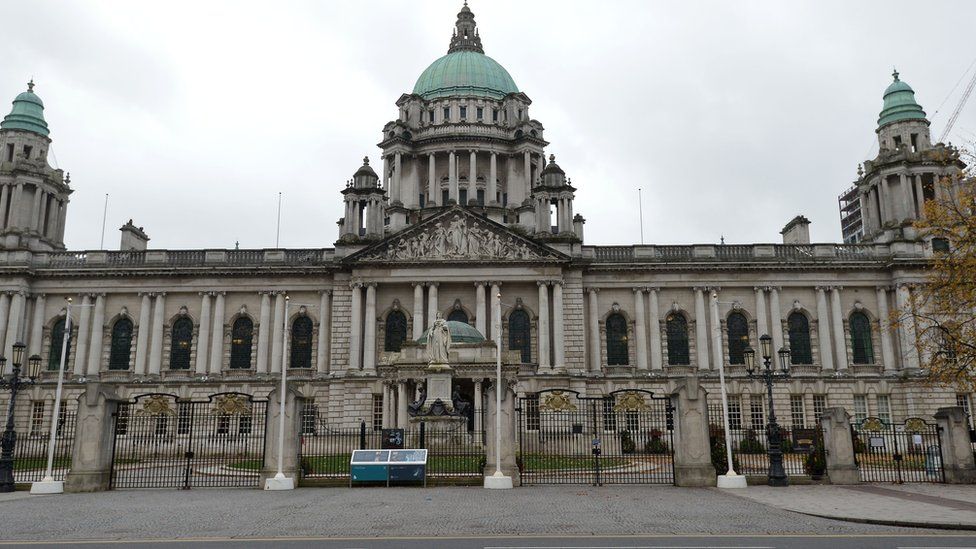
619 430 636 454
739 429 765 454
804 429 826 477
709 432 740 474
644 437 669 454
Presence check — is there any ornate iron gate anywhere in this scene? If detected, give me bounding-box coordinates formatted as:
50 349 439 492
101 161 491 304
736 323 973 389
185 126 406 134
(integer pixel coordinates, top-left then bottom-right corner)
517 389 674 485
110 393 268 489
852 417 945 483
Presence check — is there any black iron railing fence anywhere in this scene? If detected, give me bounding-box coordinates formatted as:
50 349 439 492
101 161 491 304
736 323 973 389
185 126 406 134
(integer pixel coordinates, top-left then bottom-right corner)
707 404 822 478
13 409 76 483
851 417 945 484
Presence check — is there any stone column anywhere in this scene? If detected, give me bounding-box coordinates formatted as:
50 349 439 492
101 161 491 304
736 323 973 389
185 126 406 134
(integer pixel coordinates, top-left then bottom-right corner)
260 385 305 485
256 292 272 374
29 188 42 232
427 153 436 206
449 151 458 203
523 151 532 190
694 288 710 370
349 283 363 371
382 383 392 429
9 184 22 228
271 292 285 373
875 286 896 371
769 287 784 360
0 187 8 230
134 293 152 375
74 294 92 377
899 172 913 221
586 288 601 373
475 282 487 337
819 407 859 484
708 288 722 371
537 281 550 369
195 293 212 375
552 281 565 370
393 152 402 204
484 380 519 483
670 377 716 487
647 288 663 370
633 288 649 371
85 294 106 376
914 175 925 218
427 283 439 329
382 155 390 191
754 287 768 338
830 287 848 369
488 152 497 204
934 407 976 484
473 380 483 431
468 150 477 201
895 284 919 369
209 292 225 374
363 283 377 374
0 292 10 353
815 287 834 370
28 293 45 357
412 283 425 339
148 293 165 375
490 282 501 342
316 290 332 374
64 384 125 492
880 177 891 223
397 381 409 429
37 191 48 234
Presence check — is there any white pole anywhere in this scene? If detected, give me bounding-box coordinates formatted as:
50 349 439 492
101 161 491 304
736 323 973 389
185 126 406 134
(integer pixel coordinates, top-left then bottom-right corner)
494 299 502 476
99 194 109 249
32 298 72 494
638 188 644 245
714 290 746 488
275 192 282 248
276 295 289 478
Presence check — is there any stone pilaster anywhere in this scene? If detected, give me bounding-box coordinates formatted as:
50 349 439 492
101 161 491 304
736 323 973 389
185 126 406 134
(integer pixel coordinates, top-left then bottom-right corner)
552 280 565 371
349 283 363 371
147 293 165 375
86 293 106 376
647 288 663 370
537 281 550 370
633 287 648 371
876 286 896 371
694 287 709 370
134 293 152 375
412 283 425 340
815 286 834 370
209 292 225 374
829 286 848 370
363 283 377 374
195 292 212 375
316 290 332 374
586 287 600 373
256 291 272 374
270 291 286 373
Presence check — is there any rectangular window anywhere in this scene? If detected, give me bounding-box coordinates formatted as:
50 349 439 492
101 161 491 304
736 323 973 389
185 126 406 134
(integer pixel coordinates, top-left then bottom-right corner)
154 415 169 437
5 144 13 162
30 401 45 436
876 394 892 425
813 394 827 422
459 189 468 205
625 411 640 433
442 189 450 205
790 395 805 428
749 395 765 431
525 394 540 431
22 145 32 158
502 192 508 206
419 193 426 208
958 394 974 429
459 106 467 120
492 109 498 122
853 394 868 423
115 403 130 435
428 109 434 122
602 399 617 432
372 394 383 432
301 403 317 435
57 406 68 436
517 108 523 120
727 396 742 430
476 107 483 120
443 107 450 121
177 402 192 435
910 133 918 152
238 415 252 435
476 189 485 206
216 413 230 435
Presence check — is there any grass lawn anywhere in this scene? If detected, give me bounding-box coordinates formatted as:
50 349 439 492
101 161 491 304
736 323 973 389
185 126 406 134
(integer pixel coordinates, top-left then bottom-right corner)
284 454 486 475
13 457 71 471
519 454 632 471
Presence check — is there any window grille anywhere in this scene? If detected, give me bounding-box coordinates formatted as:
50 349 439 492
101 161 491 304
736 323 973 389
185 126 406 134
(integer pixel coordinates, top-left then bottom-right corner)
116 403 130 435
602 398 617 432
876 394 892 425
728 396 742 430
372 394 383 432
177 402 191 435
525 394 540 431
301 403 317 435
749 395 765 431
789 395 806 427
853 394 868 423
30 401 44 436
813 394 827 422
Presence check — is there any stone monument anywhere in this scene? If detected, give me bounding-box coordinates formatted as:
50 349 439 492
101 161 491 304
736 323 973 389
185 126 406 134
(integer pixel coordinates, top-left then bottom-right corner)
408 313 467 433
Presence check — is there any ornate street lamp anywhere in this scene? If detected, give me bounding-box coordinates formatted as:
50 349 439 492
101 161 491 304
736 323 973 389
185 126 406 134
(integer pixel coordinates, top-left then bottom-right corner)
744 334 791 487
0 342 42 492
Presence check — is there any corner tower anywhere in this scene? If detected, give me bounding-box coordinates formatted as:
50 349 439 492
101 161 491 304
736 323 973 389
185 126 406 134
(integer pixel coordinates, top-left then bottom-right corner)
0 81 71 251
365 2 580 242
854 71 965 245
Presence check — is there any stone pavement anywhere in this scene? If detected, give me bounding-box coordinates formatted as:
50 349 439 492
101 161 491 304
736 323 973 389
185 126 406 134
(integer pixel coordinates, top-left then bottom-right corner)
730 483 976 530
0 485 963 542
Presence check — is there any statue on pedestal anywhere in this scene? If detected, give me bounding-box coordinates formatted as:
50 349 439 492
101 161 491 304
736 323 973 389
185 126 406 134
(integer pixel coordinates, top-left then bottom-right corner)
426 312 451 365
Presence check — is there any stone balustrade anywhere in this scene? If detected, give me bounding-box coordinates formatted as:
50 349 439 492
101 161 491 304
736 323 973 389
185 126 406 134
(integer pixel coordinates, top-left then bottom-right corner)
587 243 908 263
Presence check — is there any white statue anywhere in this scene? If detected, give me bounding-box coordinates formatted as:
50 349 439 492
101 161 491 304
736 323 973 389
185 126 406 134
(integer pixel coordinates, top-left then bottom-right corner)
426 312 451 364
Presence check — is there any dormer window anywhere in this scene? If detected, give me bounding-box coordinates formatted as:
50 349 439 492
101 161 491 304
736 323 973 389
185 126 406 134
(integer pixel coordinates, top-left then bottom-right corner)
459 106 467 120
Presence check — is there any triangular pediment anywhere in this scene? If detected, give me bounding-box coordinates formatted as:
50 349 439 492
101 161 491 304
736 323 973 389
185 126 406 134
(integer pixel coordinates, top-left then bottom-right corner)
345 207 568 264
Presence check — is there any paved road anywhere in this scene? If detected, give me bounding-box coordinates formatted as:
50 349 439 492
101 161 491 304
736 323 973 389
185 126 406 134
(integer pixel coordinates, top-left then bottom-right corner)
1 535 975 548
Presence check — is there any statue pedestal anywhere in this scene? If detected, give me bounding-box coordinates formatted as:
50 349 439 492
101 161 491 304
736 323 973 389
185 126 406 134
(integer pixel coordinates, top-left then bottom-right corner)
409 415 469 449
422 366 454 414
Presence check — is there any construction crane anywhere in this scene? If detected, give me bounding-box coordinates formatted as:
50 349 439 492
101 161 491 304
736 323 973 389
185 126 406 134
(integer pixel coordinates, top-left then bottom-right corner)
939 65 976 143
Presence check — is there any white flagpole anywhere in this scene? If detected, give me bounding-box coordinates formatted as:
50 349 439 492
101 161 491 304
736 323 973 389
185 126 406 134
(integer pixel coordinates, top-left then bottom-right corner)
266 294 295 490
31 298 72 494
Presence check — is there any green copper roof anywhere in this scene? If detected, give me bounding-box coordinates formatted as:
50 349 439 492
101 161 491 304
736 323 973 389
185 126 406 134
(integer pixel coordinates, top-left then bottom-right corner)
1 81 49 137
878 70 927 128
413 50 518 100
416 320 486 344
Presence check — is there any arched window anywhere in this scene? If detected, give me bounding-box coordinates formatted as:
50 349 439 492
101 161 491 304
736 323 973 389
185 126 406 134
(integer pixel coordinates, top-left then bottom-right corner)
447 309 469 324
290 316 314 369
850 312 874 364
108 318 133 370
727 312 749 364
606 313 629 366
508 309 531 363
229 317 254 369
48 318 71 371
787 312 812 364
666 313 690 365
169 317 193 370
384 310 408 352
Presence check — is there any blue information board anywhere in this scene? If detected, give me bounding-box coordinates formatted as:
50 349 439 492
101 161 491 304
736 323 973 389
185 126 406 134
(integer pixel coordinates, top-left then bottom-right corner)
349 449 427 486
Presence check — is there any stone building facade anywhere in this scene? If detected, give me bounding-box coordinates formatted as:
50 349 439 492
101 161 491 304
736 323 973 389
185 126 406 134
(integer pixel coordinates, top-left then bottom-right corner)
0 4 973 439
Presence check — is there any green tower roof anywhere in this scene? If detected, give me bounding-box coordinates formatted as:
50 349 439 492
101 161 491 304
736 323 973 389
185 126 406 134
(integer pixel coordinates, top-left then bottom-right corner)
1 81 50 137
877 70 927 128
416 320 486 344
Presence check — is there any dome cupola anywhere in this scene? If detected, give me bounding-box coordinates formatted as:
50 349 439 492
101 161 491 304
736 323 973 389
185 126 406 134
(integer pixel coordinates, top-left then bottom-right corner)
1 80 50 137
877 70 928 129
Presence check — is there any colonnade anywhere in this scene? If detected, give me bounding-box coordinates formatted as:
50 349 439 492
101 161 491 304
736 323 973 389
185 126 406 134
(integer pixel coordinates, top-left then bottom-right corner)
0 182 67 244
860 171 946 234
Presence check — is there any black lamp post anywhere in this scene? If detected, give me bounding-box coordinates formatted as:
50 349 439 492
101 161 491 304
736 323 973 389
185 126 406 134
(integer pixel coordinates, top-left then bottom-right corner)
743 334 791 487
0 342 42 492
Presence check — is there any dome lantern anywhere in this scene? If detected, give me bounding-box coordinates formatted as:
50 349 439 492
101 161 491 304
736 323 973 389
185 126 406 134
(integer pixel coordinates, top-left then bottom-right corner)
877 69 928 129
1 80 50 137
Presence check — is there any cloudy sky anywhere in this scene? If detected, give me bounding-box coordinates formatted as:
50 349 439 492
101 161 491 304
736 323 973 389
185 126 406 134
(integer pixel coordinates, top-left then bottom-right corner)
1 0 974 250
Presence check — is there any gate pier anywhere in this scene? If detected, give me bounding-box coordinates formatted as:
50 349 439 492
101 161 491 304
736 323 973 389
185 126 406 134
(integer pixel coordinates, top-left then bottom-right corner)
670 377 716 487
934 407 976 484
65 384 125 493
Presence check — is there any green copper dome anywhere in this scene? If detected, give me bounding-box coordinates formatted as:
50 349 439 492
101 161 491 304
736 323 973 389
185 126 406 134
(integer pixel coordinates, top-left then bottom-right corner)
1 81 50 137
413 50 518 100
416 320 486 344
877 70 927 128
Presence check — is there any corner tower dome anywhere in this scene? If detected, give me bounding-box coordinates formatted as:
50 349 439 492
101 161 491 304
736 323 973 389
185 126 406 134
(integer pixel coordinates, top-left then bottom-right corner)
877 70 927 129
412 2 519 100
1 80 50 137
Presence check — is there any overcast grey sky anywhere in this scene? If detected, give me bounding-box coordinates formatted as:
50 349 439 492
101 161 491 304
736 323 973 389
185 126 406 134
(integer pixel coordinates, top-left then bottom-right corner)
1 0 974 250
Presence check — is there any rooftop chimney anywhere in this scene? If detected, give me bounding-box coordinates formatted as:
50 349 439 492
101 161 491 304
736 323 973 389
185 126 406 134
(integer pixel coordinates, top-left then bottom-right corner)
120 219 150 251
780 215 811 244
